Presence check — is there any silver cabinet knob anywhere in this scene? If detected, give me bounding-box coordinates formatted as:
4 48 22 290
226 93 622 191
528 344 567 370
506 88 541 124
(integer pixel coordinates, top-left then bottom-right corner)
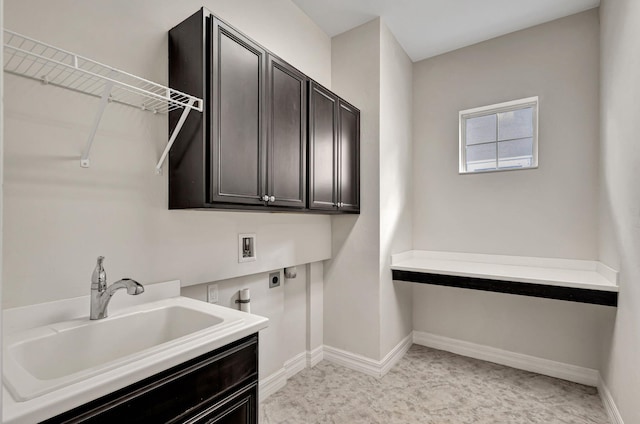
269 196 276 202
262 195 269 202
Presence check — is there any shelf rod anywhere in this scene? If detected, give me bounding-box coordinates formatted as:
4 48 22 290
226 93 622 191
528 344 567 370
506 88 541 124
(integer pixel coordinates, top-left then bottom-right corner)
80 80 114 168
155 98 195 174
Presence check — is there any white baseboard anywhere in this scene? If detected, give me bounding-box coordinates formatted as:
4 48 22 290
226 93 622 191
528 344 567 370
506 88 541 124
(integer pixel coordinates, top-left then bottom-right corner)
413 331 599 387
262 334 413 401
323 345 382 377
284 351 307 379
259 367 287 402
381 333 413 375
306 345 324 368
598 376 624 424
324 333 413 378
259 350 315 402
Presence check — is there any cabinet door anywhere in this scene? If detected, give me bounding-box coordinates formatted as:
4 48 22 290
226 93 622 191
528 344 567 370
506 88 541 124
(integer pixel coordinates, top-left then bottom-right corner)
308 82 338 210
186 384 257 424
267 56 307 208
210 18 266 205
338 100 360 212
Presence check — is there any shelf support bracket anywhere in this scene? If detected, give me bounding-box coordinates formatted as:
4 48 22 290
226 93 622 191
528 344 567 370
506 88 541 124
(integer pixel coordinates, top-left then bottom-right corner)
80 80 115 168
155 98 195 175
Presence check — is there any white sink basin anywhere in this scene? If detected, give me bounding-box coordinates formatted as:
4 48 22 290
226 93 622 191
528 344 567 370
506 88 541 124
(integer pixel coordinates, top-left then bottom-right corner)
3 297 252 402
11 306 223 382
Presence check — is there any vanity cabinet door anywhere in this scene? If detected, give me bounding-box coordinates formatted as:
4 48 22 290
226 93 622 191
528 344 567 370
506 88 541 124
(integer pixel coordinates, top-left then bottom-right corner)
185 384 257 424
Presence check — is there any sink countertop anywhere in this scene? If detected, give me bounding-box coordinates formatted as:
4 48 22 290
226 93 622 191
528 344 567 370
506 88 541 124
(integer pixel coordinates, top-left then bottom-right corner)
2 280 269 424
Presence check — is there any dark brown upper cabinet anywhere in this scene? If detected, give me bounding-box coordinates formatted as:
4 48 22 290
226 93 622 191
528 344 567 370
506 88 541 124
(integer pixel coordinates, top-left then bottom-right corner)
210 17 266 206
308 82 360 213
266 56 307 208
168 9 307 210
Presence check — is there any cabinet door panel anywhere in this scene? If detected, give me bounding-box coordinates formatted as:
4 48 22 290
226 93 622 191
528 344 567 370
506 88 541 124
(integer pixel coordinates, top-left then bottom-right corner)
268 57 307 208
186 384 256 424
309 83 338 210
211 19 266 205
338 101 360 212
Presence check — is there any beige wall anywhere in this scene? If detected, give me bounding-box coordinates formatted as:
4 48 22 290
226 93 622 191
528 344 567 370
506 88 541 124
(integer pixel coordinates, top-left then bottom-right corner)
325 18 414 361
3 0 332 308
325 19 381 359
182 265 310 380
599 0 640 422
411 10 614 370
306 262 324 353
413 10 600 259
379 22 413 357
413 285 615 369
1 0 5 415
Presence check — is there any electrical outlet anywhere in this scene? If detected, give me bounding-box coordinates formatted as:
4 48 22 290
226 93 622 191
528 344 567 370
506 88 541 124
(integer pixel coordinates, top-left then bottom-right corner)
269 271 280 288
207 284 219 303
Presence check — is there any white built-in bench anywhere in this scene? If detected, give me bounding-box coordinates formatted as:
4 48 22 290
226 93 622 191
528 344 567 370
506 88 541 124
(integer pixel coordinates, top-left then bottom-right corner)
390 251 618 306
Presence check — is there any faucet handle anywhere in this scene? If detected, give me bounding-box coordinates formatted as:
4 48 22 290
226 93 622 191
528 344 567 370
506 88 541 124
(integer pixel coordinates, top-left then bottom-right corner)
91 256 107 290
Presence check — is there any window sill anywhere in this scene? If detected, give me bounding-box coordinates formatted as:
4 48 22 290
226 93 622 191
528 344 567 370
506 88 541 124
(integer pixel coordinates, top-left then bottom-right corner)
390 251 618 306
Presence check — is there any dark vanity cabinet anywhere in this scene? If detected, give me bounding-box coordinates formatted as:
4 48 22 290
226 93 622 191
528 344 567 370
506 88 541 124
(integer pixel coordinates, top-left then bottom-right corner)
43 334 259 424
308 82 360 213
169 9 307 210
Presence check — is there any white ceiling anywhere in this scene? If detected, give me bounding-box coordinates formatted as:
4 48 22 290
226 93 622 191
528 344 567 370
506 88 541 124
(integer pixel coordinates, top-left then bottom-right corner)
292 0 600 62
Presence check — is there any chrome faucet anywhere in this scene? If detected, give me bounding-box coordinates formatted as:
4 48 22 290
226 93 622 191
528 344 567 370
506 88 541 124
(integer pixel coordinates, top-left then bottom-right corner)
90 256 144 320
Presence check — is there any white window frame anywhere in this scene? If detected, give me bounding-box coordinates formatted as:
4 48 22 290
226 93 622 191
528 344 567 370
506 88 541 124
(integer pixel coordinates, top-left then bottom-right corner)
459 96 539 174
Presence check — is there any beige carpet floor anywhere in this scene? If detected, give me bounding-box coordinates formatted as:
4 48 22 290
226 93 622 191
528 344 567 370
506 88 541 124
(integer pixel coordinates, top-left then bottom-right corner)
260 345 609 424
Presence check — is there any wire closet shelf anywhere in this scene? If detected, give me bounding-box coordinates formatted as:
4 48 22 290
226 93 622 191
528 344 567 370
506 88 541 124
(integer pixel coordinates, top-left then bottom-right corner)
3 29 203 171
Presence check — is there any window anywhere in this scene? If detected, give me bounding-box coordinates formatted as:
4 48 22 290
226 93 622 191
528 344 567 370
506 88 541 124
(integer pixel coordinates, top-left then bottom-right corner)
459 97 538 174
